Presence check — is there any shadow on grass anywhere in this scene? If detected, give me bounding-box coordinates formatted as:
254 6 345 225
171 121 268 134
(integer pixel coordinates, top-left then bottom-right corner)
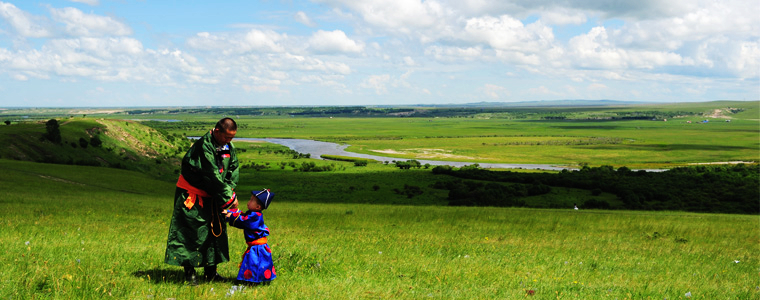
132 268 186 285
132 268 238 285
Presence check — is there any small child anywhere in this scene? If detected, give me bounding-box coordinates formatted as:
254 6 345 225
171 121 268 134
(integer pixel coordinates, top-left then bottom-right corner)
223 189 276 284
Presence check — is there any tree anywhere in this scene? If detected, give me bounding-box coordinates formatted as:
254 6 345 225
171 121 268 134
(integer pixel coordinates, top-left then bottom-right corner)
4 120 10 125
78 137 89 148
44 119 61 144
90 135 102 147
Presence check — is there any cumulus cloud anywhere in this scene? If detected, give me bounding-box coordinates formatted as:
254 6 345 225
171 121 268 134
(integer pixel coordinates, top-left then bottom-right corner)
187 29 287 54
481 83 509 99
1 0 757 105
567 26 687 70
69 0 100 6
308 30 364 54
360 74 391 94
539 8 587 25
50 7 132 36
294 11 317 27
463 16 556 53
0 2 53 37
424 45 483 62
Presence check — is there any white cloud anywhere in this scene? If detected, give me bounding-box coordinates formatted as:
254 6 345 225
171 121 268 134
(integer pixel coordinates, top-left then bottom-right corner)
463 16 556 53
0 2 53 37
320 0 449 34
361 74 390 94
187 29 287 54
528 85 561 96
481 83 508 99
587 83 607 91
294 11 317 27
308 30 364 54
403 56 415 66
567 26 687 70
540 8 587 25
69 0 100 6
425 45 483 62
49 7 132 36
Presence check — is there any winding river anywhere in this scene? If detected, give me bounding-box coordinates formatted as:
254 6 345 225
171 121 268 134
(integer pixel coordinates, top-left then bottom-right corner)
235 138 575 171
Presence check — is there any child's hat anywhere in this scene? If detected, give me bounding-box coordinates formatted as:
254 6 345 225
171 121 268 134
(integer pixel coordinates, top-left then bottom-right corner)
252 189 274 209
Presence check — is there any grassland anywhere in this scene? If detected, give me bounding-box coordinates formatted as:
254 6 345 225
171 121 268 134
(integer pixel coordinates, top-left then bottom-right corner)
127 101 758 169
1 159 757 299
0 101 757 299
4 101 757 169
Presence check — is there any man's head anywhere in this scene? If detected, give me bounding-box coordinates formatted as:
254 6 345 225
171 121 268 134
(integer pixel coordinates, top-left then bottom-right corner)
213 118 237 145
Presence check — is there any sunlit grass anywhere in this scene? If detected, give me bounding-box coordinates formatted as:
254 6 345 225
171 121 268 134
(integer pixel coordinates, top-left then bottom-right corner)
1 159 757 299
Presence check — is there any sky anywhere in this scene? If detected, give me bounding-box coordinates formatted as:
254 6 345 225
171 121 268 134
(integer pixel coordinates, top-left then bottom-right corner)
0 0 758 107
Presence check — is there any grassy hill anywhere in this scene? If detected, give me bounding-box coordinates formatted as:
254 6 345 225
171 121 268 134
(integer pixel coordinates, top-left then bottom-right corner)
0 117 190 181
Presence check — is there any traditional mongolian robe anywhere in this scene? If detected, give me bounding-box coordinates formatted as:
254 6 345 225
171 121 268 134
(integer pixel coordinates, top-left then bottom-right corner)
165 130 239 268
225 209 276 283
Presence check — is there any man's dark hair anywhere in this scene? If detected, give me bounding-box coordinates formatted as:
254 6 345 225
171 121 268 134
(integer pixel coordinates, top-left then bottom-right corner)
215 118 237 132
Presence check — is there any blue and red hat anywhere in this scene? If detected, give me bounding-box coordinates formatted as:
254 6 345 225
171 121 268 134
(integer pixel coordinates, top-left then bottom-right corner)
252 189 274 209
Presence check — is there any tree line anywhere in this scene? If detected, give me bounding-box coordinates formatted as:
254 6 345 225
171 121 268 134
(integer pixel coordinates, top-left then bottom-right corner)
431 164 759 214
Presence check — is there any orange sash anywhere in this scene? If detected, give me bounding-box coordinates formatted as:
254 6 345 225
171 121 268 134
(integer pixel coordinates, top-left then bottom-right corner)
176 174 210 210
246 237 268 246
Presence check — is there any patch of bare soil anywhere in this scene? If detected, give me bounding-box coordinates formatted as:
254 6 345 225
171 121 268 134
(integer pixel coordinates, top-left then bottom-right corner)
708 108 732 119
371 148 480 160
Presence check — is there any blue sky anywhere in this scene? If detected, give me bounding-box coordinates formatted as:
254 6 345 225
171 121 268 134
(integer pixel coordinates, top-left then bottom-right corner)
0 0 758 107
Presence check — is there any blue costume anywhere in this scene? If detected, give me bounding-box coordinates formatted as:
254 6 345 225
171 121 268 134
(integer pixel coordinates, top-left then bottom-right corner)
225 208 276 283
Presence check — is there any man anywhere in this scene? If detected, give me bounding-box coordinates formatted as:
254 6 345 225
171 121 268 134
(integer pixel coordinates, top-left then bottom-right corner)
165 118 240 285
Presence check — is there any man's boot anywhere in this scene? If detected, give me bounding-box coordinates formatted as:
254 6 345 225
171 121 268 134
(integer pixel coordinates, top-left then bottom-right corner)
204 266 226 282
184 266 198 286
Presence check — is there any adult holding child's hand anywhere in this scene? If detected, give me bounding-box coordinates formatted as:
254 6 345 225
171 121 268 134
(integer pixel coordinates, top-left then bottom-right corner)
164 118 240 286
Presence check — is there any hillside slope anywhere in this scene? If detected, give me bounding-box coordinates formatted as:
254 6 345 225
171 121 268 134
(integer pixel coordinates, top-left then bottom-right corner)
0 118 190 180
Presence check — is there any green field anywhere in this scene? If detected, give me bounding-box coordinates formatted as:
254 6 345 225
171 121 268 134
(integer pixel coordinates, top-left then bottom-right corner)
3 101 758 169
0 101 758 299
98 101 758 169
1 159 757 299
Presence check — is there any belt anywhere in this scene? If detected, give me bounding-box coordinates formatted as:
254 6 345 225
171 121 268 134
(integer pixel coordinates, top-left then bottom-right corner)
176 174 210 210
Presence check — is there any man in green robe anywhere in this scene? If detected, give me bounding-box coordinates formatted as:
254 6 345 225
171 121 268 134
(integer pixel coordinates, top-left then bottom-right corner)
165 118 240 285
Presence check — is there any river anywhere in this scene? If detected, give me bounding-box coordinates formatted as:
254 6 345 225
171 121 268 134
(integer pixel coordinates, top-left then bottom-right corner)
235 138 576 171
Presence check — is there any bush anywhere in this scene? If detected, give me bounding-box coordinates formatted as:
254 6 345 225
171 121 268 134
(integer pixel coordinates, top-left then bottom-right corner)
583 199 611 209
44 119 61 144
90 136 102 147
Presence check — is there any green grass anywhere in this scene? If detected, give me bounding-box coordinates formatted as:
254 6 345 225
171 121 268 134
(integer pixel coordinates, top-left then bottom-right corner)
1 159 757 299
4 101 758 169
127 101 758 169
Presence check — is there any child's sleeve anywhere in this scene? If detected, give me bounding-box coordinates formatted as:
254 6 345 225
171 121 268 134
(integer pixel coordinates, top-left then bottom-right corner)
224 208 242 223
229 211 266 231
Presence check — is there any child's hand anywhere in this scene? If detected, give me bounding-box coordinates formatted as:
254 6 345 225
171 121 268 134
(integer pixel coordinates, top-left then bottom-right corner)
222 209 232 218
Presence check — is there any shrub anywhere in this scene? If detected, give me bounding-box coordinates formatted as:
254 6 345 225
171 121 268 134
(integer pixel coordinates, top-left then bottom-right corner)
90 136 102 147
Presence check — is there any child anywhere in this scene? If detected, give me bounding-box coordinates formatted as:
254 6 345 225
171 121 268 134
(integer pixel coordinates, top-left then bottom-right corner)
223 189 276 284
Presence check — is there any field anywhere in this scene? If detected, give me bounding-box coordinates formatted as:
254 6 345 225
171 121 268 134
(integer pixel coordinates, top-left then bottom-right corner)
0 101 758 299
101 101 758 169
1 159 758 299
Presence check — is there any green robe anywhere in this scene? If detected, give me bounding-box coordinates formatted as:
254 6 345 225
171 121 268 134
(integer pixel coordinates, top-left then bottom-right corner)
165 130 240 267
